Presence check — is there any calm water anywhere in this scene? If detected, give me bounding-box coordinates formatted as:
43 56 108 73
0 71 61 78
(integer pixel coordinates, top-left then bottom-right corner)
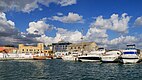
0 60 142 80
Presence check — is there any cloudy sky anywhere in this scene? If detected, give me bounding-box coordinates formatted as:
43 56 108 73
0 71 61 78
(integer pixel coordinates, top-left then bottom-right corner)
0 0 142 49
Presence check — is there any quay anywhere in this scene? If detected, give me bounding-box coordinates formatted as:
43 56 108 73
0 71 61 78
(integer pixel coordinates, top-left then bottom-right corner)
0 42 142 63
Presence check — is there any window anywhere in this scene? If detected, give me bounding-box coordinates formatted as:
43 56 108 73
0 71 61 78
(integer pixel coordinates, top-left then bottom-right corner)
78 47 80 49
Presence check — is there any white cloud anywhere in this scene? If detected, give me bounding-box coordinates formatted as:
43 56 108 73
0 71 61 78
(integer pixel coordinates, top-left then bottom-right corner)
0 0 77 13
107 36 138 49
0 12 43 46
94 13 131 33
23 1 39 13
83 13 132 48
134 16 142 26
57 0 76 6
85 27 108 44
57 12 63 16
35 28 82 45
26 20 54 35
1 12 142 49
56 28 82 42
0 12 17 35
109 36 138 45
49 12 84 23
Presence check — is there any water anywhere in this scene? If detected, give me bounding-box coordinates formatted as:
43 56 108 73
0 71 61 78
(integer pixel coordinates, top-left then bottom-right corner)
0 60 142 80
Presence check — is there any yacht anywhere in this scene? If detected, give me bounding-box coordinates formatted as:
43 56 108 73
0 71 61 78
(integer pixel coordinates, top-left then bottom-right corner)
78 48 106 62
62 52 81 61
120 44 140 63
101 50 122 63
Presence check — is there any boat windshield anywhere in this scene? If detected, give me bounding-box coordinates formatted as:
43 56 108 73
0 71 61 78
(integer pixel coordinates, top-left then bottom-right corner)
98 48 105 51
126 44 136 50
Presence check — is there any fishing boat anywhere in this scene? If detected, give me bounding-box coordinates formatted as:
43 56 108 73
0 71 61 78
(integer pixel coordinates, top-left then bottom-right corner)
120 44 140 63
101 50 122 63
33 53 46 60
78 48 106 62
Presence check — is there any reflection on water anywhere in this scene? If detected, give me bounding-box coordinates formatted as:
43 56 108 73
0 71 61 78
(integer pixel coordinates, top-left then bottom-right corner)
0 60 142 80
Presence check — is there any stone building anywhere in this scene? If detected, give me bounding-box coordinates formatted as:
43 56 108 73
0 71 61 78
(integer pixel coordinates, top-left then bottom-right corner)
67 42 98 53
18 43 44 54
52 41 72 53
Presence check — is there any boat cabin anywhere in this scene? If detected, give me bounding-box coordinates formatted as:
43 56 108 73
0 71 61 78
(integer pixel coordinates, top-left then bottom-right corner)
126 44 136 50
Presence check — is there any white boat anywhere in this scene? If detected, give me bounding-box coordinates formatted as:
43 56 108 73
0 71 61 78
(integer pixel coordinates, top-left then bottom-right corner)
62 52 81 61
78 48 106 62
120 44 140 63
101 50 122 63
54 52 69 59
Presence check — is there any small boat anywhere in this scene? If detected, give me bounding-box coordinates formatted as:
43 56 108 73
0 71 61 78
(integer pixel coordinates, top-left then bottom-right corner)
101 50 122 63
78 48 106 62
62 52 80 61
33 56 46 60
120 44 140 63
54 52 69 59
33 53 46 60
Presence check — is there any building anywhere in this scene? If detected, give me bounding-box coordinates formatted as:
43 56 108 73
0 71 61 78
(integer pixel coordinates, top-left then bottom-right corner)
52 41 72 53
18 43 44 54
67 42 98 53
0 46 17 53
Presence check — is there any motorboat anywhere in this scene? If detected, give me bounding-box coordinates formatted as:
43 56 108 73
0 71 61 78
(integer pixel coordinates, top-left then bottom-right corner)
120 44 140 63
54 52 69 59
101 50 122 63
78 48 106 62
62 52 81 61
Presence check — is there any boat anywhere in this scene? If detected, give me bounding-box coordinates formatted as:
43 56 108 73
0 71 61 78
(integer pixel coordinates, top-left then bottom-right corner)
33 53 46 60
101 50 122 63
120 44 140 63
54 52 69 59
62 52 80 61
33 56 46 60
78 48 106 62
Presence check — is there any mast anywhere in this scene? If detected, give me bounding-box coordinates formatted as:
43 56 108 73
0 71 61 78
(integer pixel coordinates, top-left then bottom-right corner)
81 28 84 54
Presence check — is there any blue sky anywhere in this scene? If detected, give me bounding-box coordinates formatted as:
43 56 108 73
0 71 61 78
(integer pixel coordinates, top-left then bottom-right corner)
0 0 142 49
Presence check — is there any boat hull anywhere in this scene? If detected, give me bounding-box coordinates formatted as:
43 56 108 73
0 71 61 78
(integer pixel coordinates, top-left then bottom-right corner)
101 56 120 63
62 56 78 61
101 50 122 63
33 56 46 60
78 56 101 62
120 54 140 63
121 58 139 63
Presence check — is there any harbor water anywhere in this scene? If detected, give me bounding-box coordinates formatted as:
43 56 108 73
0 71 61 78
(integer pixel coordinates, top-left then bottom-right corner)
0 59 142 80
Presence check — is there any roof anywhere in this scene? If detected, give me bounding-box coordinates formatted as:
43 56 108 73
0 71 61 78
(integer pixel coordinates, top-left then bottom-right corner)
0 47 5 51
68 42 97 47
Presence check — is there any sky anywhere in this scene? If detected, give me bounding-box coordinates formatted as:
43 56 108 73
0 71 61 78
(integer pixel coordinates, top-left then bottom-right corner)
0 0 142 49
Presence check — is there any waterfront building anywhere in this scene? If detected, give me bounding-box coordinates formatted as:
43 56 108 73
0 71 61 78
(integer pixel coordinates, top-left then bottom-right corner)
52 41 72 53
0 46 17 53
67 42 98 53
18 43 44 54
